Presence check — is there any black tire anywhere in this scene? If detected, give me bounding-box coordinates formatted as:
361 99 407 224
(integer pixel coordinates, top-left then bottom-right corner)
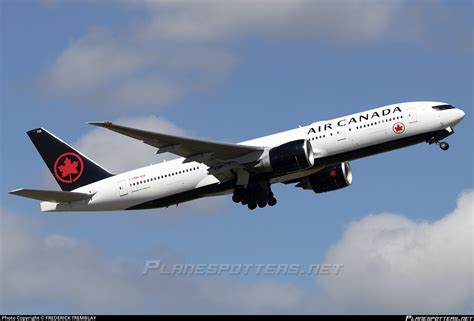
440 142 449 151
248 202 257 210
268 198 277 207
257 201 267 208
232 194 241 203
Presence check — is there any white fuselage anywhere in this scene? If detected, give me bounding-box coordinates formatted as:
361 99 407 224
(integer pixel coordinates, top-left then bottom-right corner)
40 101 465 212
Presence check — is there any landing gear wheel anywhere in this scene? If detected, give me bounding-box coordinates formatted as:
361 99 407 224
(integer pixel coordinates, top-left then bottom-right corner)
268 198 277 207
257 201 267 208
248 202 257 210
439 142 449 151
232 194 241 203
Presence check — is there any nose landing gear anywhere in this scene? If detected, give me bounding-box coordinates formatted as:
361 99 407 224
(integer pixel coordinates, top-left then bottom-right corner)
427 128 453 151
439 142 449 151
431 140 449 151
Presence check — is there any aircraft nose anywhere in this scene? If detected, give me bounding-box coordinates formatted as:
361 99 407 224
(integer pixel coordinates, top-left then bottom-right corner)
450 108 465 126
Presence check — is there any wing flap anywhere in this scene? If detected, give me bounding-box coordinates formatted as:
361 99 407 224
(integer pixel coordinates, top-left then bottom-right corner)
9 188 94 203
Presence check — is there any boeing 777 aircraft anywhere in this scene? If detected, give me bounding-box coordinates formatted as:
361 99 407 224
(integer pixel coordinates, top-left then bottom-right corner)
10 101 465 211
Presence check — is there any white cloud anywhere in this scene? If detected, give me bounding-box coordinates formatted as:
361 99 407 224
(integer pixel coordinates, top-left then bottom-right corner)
2 190 472 313
0 209 143 311
0 207 303 314
138 0 406 44
75 115 186 173
41 0 471 113
316 190 474 314
41 29 235 113
44 234 79 249
43 29 148 96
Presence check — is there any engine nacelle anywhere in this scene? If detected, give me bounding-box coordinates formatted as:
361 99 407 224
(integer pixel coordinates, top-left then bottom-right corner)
300 162 353 193
254 139 314 173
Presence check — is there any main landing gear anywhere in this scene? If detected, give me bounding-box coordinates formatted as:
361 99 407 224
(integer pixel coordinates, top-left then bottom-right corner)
232 182 277 210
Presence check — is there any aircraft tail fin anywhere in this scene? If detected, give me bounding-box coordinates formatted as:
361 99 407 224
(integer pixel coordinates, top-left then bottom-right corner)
26 128 113 191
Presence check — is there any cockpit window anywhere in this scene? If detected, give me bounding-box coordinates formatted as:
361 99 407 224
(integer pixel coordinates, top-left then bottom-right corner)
432 104 455 111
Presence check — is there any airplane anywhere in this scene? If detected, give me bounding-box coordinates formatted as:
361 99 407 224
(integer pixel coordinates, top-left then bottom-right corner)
10 101 465 212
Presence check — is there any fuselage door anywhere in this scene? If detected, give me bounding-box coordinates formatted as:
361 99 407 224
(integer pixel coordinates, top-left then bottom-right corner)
336 127 346 141
408 108 418 123
118 180 128 197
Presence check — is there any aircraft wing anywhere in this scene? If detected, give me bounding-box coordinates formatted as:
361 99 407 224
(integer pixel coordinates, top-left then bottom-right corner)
89 122 265 168
9 188 94 203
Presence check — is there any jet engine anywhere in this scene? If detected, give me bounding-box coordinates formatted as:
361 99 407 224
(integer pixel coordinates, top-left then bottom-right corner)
298 162 353 193
254 139 314 173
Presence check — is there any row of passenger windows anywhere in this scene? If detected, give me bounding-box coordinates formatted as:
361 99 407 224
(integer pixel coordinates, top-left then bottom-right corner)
130 166 200 187
353 115 403 131
309 115 404 141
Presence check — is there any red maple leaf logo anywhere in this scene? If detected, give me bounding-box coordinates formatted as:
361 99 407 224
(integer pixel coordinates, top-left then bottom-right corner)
58 157 79 178
393 123 405 134
53 152 84 183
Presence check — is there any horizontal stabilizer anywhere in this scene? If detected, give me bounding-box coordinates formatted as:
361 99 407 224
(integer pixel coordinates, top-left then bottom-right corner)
9 188 94 203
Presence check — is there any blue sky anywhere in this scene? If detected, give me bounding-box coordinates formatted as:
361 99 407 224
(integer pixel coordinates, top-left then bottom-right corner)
1 0 473 314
